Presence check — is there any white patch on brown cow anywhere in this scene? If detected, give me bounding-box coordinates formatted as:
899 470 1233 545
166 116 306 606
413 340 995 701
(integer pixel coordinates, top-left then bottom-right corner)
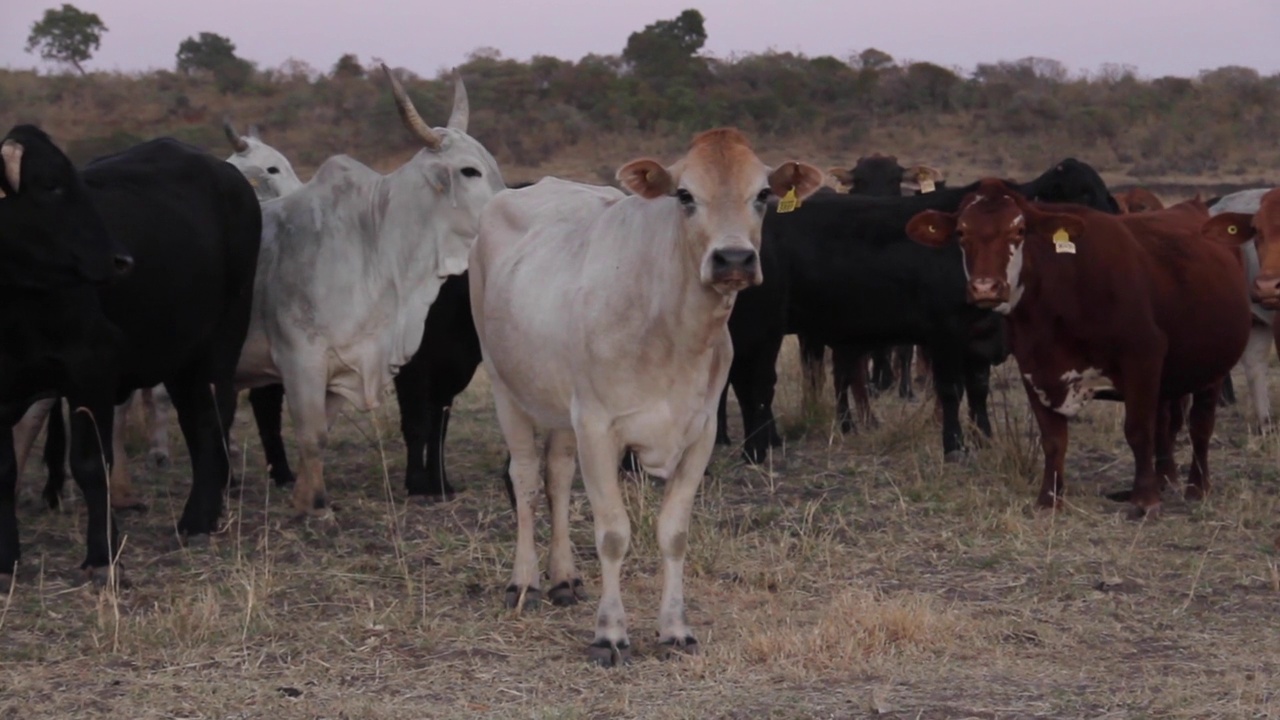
1056 368 1113 417
994 241 1025 315
1024 373 1051 408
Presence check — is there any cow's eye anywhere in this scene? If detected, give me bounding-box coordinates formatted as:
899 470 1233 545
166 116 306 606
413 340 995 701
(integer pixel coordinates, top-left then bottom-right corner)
755 188 771 203
461 167 482 178
675 188 694 205
267 166 280 175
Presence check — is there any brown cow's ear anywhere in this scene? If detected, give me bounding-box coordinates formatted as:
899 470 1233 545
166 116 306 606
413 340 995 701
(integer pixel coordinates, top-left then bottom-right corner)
1201 212 1257 246
827 167 854 186
616 158 674 199
1029 213 1086 242
905 210 957 248
770 161 825 201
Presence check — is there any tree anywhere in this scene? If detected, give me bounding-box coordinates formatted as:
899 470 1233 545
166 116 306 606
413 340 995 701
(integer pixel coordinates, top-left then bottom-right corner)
854 48 894 72
332 53 364 79
176 32 254 93
622 9 707 80
25 4 107 76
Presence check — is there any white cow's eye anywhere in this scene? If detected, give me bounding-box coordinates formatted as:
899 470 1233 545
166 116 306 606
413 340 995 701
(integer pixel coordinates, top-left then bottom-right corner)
267 167 280 175
675 188 694 205
461 167 482 178
755 188 771 203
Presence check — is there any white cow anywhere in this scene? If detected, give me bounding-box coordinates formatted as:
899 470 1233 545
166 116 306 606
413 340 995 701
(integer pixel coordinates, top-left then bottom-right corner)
234 64 505 516
222 120 304 201
1211 188 1276 429
471 127 823 665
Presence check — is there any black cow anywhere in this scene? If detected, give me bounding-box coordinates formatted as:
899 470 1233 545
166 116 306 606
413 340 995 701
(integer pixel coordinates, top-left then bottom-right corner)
719 159 1120 463
0 126 260 589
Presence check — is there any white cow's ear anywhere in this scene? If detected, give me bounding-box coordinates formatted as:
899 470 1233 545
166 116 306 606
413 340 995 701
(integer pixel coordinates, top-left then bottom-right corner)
616 158 674 199
423 162 453 196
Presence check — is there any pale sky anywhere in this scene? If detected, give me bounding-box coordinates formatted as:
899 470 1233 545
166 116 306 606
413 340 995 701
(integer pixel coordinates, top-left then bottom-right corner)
1 0 1277 80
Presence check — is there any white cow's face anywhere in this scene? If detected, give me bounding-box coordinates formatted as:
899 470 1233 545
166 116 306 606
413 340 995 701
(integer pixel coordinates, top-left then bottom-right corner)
412 128 507 277
616 128 823 295
225 136 304 202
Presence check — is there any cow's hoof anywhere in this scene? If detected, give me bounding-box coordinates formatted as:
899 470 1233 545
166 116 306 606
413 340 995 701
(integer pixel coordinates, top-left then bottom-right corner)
42 492 61 512
85 565 129 590
587 639 632 667
714 434 731 446
657 635 700 659
1127 503 1161 521
147 450 171 470
548 578 587 606
0 572 12 594
944 450 966 464
111 498 148 514
1184 485 1208 502
408 491 456 505
1034 496 1063 513
504 584 541 610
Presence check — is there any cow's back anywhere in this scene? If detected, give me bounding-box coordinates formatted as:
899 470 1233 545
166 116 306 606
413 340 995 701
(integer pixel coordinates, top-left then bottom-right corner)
471 179 625 426
80 138 262 390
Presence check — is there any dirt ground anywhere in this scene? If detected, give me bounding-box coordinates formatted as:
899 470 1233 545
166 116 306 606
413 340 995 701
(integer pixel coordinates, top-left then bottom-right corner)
2 332 1278 720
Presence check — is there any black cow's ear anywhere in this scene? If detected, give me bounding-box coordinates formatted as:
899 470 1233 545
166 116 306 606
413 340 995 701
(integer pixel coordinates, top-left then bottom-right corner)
905 210 956 247
1201 212 1256 246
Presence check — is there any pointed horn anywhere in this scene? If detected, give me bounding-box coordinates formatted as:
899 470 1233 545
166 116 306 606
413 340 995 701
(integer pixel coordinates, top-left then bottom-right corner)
447 72 469 132
2 140 23 192
223 118 249 153
380 63 442 150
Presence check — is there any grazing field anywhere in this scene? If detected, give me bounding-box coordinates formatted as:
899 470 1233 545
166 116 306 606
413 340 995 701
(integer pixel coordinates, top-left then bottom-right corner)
2 334 1279 720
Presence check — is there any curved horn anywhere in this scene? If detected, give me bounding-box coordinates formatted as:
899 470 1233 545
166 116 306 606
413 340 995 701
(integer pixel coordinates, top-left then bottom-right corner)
447 71 469 132
380 63 442 150
2 140 23 192
223 118 249 153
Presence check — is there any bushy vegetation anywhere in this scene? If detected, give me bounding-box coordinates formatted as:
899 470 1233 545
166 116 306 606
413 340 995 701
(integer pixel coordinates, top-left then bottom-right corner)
3 8 1278 184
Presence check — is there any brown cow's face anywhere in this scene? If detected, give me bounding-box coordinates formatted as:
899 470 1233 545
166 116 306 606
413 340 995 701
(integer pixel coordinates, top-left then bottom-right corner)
907 184 1085 315
1203 189 1280 309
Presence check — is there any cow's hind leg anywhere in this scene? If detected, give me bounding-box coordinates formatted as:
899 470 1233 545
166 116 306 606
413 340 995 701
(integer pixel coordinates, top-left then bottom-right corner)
279 369 334 517
1184 383 1221 501
1024 380 1069 510
249 384 295 487
655 421 715 658
545 428 585 606
492 388 543 609
575 421 630 666
168 379 233 538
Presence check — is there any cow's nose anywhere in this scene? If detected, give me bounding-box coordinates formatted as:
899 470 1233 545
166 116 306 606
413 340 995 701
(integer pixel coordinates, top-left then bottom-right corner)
1255 276 1280 304
970 278 999 296
112 253 135 277
711 248 757 273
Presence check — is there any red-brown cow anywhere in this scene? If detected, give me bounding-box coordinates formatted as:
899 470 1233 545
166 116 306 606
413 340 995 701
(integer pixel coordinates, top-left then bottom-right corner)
1205 188 1280 308
1116 187 1166 214
906 180 1250 516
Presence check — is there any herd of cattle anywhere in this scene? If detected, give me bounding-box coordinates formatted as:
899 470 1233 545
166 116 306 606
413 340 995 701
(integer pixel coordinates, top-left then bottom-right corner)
3 64 1279 665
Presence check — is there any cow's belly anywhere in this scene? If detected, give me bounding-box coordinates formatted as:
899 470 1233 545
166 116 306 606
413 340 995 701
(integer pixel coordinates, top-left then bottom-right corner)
1018 354 1118 419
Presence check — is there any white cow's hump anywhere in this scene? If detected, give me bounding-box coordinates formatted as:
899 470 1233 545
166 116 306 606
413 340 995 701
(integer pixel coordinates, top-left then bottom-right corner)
1209 188 1270 216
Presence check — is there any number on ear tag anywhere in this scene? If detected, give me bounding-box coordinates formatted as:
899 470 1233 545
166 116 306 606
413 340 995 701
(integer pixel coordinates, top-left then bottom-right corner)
776 187 799 214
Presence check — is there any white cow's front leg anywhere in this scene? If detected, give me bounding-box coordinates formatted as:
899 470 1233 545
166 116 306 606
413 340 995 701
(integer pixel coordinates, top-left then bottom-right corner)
491 387 543 609
1241 323 1274 432
575 423 630 666
109 396 146 512
656 419 714 655
544 428 586 606
281 370 333 517
140 386 172 469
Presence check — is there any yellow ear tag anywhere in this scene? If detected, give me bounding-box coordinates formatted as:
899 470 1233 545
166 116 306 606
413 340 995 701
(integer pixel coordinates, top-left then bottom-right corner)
776 187 799 214
919 179 936 194
1053 228 1076 254
1227 225 1239 235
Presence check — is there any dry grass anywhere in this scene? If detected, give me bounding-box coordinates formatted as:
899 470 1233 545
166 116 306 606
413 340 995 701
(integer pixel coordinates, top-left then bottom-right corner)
2 333 1279 719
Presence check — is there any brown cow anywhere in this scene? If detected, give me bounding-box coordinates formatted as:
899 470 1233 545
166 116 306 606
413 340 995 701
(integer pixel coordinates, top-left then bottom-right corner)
1115 187 1166 214
906 180 1250 516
